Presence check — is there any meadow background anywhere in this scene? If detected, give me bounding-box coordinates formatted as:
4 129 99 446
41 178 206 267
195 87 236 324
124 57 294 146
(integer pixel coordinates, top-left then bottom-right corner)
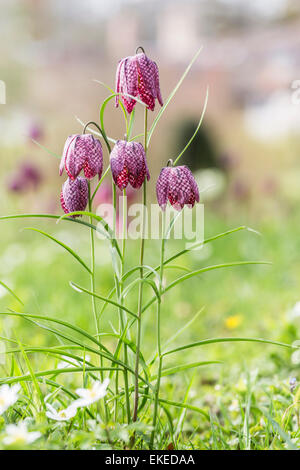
1 0 300 449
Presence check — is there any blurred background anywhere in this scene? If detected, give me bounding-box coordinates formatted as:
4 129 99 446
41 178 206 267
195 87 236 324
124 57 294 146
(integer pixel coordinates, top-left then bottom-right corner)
1 0 300 217
1 0 300 414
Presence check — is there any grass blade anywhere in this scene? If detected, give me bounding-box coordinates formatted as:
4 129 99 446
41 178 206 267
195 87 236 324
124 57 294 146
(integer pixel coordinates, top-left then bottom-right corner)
163 337 293 357
141 393 209 420
173 86 209 165
22 227 92 274
0 281 24 305
147 46 203 146
147 226 248 278
16 338 46 411
151 361 222 380
0 213 114 241
70 281 138 320
164 261 271 292
142 261 271 313
31 139 61 159
57 211 122 260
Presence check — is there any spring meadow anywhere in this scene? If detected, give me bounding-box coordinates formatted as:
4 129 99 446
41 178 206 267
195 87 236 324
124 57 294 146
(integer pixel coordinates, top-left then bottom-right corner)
1 1 300 455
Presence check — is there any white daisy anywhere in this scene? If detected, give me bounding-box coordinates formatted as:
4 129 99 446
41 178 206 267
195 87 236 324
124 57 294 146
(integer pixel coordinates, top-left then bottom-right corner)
0 383 21 415
46 403 78 422
74 379 109 407
3 421 41 446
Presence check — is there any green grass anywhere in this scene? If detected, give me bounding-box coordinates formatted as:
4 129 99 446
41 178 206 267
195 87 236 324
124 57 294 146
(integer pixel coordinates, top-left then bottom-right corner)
0 208 299 450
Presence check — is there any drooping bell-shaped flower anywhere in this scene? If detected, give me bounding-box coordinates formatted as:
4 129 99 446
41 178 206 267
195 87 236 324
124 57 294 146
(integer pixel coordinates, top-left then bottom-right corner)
110 140 150 190
60 177 88 217
59 134 103 180
115 52 163 113
156 165 200 211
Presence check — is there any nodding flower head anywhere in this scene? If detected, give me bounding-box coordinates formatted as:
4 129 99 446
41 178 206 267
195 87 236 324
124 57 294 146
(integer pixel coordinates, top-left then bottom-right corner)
156 165 200 211
110 140 150 191
60 177 88 217
59 134 103 180
115 51 163 113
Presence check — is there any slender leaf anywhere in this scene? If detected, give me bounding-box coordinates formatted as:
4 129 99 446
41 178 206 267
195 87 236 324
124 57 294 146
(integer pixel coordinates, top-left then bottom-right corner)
173 87 209 165
142 261 271 313
163 307 205 348
70 282 138 320
31 139 61 159
164 261 271 292
22 227 92 274
140 394 209 420
151 361 222 379
16 338 46 411
0 281 23 305
163 337 293 357
57 211 122 260
147 46 203 146
147 226 248 279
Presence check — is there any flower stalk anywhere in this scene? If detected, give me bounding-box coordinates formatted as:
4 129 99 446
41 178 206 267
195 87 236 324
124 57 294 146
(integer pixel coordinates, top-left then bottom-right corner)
150 211 165 448
133 107 148 422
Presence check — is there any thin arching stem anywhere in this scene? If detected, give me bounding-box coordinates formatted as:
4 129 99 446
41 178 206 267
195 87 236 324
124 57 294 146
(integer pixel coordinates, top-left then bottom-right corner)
135 46 145 55
83 121 111 154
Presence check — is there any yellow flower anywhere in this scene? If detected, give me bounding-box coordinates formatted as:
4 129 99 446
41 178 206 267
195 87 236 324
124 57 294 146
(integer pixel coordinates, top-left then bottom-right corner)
225 315 242 330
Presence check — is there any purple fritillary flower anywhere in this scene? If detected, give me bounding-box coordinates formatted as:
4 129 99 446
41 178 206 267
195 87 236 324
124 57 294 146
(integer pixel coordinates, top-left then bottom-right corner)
156 165 200 211
60 177 88 217
115 52 163 113
59 134 103 181
110 140 150 190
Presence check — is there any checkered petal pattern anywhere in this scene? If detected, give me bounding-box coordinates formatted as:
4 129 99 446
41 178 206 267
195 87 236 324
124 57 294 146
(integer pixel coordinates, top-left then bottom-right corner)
115 52 163 113
110 140 150 190
60 177 89 217
59 134 103 180
156 165 199 211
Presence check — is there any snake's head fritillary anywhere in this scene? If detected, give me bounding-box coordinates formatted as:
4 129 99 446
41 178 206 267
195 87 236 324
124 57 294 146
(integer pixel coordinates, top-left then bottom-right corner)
156 165 200 211
59 134 103 181
115 52 163 113
110 140 150 191
60 177 89 217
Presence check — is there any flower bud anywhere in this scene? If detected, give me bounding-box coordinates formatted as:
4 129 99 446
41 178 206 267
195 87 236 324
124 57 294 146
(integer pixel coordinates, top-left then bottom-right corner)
59 134 103 180
156 165 199 211
115 52 163 113
60 177 88 217
110 140 150 190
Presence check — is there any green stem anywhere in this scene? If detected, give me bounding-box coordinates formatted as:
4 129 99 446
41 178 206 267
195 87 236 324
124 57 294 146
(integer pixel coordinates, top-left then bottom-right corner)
133 108 148 422
88 181 109 422
112 183 119 420
150 212 165 448
88 182 102 376
83 121 111 154
120 188 131 423
112 185 131 423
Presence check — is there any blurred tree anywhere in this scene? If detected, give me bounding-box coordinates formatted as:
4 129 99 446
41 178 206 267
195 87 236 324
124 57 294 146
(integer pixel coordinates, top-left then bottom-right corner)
172 118 220 171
